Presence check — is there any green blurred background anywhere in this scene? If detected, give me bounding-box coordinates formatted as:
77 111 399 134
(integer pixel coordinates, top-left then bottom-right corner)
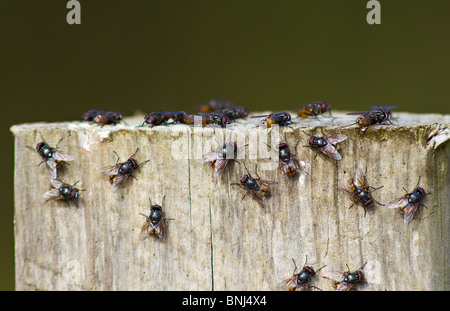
1 0 449 290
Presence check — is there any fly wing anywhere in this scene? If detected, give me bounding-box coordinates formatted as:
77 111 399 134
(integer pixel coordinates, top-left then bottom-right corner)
320 142 342 161
148 221 166 239
292 283 309 291
402 203 419 224
327 134 347 145
298 107 314 118
111 174 129 189
383 105 398 112
202 150 219 162
298 160 308 175
213 159 230 178
268 114 283 123
387 197 409 209
157 220 168 239
335 282 354 291
250 114 269 118
52 150 74 162
353 168 365 187
43 188 60 200
370 105 397 112
45 160 58 179
323 271 345 282
99 164 120 176
139 219 150 241
369 106 382 110
323 271 352 291
279 160 292 176
99 165 128 189
281 157 307 176
258 179 278 186
50 178 65 189
277 275 297 291
253 180 278 205
249 190 268 205
43 180 64 200
290 156 307 175
45 178 69 200
346 112 366 115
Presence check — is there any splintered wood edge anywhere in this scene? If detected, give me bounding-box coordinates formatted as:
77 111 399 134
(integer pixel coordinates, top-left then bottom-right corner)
10 110 450 130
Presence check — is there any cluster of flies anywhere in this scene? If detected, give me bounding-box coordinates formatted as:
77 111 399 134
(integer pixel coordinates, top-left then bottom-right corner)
279 256 367 291
193 102 430 225
27 133 161 239
27 100 431 290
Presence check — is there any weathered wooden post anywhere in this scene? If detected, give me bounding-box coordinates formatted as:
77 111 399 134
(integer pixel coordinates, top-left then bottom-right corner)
11 112 449 290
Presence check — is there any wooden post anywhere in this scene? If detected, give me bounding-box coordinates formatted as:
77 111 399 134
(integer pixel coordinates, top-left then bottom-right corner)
11 112 449 291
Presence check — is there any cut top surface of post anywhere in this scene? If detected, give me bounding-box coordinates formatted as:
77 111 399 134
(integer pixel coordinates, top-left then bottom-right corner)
10 110 450 130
